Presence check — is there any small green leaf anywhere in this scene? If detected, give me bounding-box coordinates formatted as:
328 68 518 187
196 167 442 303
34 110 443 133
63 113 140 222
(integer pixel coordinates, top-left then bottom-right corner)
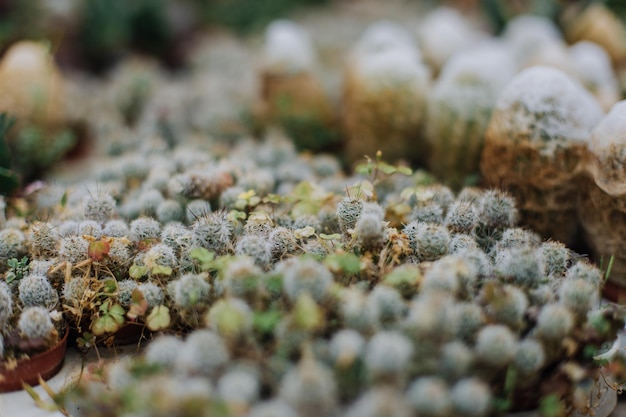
227 209 247 223
325 253 361 274
129 264 148 279
189 247 215 263
60 191 68 208
354 163 371 176
378 162 398 175
92 308 124 335
146 305 170 331
539 394 565 417
397 166 413 176
253 309 282 334
262 194 284 204
319 233 341 240
151 265 172 276
102 278 118 294
77 332 95 349
109 304 125 321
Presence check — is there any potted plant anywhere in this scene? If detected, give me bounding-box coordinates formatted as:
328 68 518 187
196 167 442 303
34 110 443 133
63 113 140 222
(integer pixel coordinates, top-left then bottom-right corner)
0 261 67 392
60 178 624 417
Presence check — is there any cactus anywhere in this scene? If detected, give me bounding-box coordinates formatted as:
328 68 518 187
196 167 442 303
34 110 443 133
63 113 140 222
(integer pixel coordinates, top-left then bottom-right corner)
18 306 55 340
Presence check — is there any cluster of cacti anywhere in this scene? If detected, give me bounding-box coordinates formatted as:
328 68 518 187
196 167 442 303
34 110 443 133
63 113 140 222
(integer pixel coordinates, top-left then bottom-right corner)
63 181 623 416
2 0 626 413
0 255 63 362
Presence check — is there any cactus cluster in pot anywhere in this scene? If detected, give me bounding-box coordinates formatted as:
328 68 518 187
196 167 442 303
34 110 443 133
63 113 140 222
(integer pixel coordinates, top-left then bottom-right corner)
52 160 623 416
0 242 65 371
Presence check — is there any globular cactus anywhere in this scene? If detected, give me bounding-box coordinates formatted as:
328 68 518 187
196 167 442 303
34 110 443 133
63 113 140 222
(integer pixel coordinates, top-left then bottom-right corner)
480 66 603 245
19 274 58 309
191 211 233 254
279 353 337 417
426 46 516 189
0 281 13 330
18 306 55 340
281 258 333 303
343 21 430 166
406 377 451 417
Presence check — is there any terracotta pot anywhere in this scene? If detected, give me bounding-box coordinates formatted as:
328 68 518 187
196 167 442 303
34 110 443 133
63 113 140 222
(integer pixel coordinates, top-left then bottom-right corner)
0 327 69 393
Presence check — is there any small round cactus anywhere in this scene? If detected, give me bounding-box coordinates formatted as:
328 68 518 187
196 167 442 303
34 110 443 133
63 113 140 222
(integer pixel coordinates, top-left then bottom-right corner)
329 329 365 366
139 189 164 216
281 258 333 303
28 222 59 257
156 199 184 224
483 284 528 331
129 216 161 243
558 278 597 318
339 287 380 334
217 368 260 406
337 197 363 234
84 192 116 223
170 273 211 308
144 335 185 369
177 330 230 376
59 236 89 264
367 285 406 325
344 386 412 417
539 241 571 277
422 255 476 298
279 355 337 417
445 201 478 234
450 378 492 417
18 306 55 340
206 298 253 340
18 274 59 309
403 221 450 262
0 228 26 263
138 282 164 308
192 211 233 254
410 203 444 224
235 234 273 268
452 302 485 343
269 227 298 260
565 261 603 286
495 247 545 288
405 292 457 341
439 341 473 381
223 256 263 299
79 220 103 239
103 220 129 238
475 189 518 233
354 208 386 248
0 281 13 329
117 279 138 308
514 338 546 375
364 330 413 381
474 324 518 368
536 303 575 341
406 376 451 417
